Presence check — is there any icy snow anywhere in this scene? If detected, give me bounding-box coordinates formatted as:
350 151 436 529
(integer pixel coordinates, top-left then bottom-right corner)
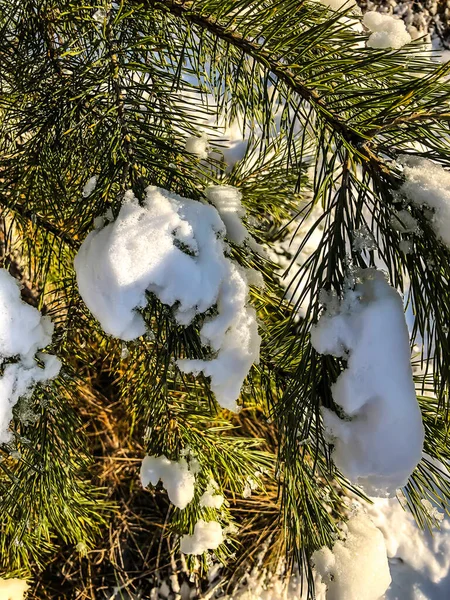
75 186 260 410
0 578 29 600
82 176 97 198
400 156 450 248
363 11 412 49
200 479 224 509
180 519 224 555
312 512 391 600
0 269 61 444
185 133 209 159
140 455 195 510
310 269 424 496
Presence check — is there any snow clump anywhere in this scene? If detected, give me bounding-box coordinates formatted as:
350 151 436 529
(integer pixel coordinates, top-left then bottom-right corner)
180 519 224 555
313 512 391 600
363 12 412 49
74 185 260 411
0 269 61 444
0 578 29 600
82 176 97 197
310 268 424 496
185 133 209 159
400 156 450 248
205 185 261 252
140 455 195 510
200 479 224 509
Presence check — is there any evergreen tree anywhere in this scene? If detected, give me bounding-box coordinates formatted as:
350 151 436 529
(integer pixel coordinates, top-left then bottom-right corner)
0 1 450 598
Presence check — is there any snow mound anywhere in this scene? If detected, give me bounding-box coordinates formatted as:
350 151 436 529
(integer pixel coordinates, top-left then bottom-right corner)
140 455 195 510
367 495 450 599
0 269 61 444
312 512 391 600
180 519 224 555
200 479 224 509
363 12 411 49
310 269 424 496
74 186 260 410
0 578 29 600
400 156 450 248
185 133 209 159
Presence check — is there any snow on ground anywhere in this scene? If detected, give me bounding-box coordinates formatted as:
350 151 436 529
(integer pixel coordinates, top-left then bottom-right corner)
312 512 391 600
310 268 424 496
140 455 196 510
0 268 61 444
367 495 450 599
74 185 260 411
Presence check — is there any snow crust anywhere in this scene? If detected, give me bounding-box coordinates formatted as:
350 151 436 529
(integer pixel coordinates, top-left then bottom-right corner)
140 455 195 510
310 269 424 495
180 519 224 555
400 156 450 247
312 512 391 600
0 269 61 444
200 479 224 509
0 578 29 600
185 133 209 159
363 12 412 48
74 186 260 410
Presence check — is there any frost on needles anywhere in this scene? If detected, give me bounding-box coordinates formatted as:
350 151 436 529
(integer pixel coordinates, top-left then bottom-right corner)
311 269 424 496
74 185 261 411
0 268 61 444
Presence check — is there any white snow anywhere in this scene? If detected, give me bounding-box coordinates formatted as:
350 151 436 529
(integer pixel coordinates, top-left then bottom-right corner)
0 578 29 600
205 185 261 252
140 455 195 510
185 133 209 159
180 519 224 555
310 269 424 496
82 176 97 198
400 156 450 248
367 495 450 599
317 0 356 11
0 269 61 444
390 209 420 235
177 259 261 411
75 186 260 410
363 12 412 49
200 479 224 509
312 512 391 600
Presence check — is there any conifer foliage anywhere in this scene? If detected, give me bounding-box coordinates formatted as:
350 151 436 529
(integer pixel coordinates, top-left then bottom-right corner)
1 0 450 598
